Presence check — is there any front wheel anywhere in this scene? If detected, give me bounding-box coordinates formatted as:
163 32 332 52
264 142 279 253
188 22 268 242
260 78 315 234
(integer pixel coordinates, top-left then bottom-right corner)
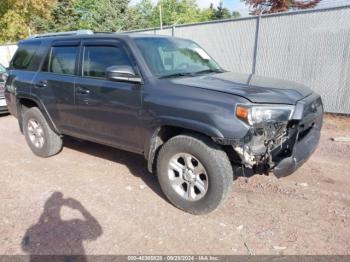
157 134 233 215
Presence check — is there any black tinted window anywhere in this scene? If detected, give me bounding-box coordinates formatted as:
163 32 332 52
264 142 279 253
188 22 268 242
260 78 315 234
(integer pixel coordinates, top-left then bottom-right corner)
83 46 132 78
49 46 78 75
11 41 41 70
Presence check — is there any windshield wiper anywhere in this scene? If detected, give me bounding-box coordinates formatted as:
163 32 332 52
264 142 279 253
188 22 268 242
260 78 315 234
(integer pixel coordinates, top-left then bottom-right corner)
159 69 224 79
159 72 195 79
193 69 224 75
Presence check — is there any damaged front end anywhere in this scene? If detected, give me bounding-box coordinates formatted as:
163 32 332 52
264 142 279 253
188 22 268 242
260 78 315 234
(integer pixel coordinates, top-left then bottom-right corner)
233 95 323 177
234 120 297 175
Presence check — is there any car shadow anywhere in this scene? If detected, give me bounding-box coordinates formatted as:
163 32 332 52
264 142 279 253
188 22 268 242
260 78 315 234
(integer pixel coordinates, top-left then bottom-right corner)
63 137 168 202
21 192 102 262
233 166 256 180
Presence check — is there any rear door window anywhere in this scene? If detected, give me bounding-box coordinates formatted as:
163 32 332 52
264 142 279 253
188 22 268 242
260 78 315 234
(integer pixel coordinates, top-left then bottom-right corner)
48 46 78 75
82 45 132 79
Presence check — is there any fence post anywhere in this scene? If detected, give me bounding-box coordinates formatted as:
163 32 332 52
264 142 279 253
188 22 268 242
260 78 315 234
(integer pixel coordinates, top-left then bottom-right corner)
251 13 262 75
172 25 175 37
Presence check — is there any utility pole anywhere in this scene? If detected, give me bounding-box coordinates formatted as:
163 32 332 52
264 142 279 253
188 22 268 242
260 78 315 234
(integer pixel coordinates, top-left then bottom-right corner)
159 0 163 31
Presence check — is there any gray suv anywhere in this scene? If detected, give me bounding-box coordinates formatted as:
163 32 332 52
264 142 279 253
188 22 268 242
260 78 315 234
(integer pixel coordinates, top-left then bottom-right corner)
5 31 323 214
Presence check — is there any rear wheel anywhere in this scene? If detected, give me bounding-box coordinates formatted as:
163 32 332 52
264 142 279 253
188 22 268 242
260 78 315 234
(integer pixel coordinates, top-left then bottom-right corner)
157 134 233 215
23 107 63 157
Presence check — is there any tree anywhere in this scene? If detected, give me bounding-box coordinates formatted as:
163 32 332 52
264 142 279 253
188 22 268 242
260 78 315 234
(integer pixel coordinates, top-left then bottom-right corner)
0 0 55 42
127 0 156 29
75 0 99 29
152 0 208 27
243 0 321 15
92 0 129 32
212 1 232 20
232 11 241 18
0 0 243 43
34 0 81 32
35 0 130 33
127 0 216 30
206 1 241 21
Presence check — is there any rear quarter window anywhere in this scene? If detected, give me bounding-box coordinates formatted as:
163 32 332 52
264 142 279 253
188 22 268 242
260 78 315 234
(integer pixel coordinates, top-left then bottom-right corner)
11 41 41 71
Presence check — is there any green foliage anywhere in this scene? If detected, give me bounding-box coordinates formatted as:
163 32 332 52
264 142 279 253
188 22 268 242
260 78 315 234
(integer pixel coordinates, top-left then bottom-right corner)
0 0 55 43
212 1 232 20
33 0 81 32
34 0 129 33
128 0 241 30
126 0 155 30
90 0 129 32
0 0 242 43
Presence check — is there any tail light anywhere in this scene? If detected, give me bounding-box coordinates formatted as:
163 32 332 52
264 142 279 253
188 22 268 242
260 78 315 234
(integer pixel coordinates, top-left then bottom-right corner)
0 82 4 92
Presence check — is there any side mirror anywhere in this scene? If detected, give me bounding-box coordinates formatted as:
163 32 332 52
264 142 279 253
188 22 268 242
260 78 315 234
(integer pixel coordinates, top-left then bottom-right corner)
106 65 142 83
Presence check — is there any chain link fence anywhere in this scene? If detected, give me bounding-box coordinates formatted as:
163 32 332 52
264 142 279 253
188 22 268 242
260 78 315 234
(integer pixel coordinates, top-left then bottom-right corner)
127 5 350 114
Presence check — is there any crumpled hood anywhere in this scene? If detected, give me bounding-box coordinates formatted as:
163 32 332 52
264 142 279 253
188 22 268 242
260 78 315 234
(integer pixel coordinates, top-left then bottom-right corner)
170 72 313 104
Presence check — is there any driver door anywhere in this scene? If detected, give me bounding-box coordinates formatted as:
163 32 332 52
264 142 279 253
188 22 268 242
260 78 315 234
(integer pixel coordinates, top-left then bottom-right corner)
74 40 143 153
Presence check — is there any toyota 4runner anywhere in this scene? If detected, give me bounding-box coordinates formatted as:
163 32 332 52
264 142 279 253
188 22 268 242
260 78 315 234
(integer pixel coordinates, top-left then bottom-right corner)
5 31 323 214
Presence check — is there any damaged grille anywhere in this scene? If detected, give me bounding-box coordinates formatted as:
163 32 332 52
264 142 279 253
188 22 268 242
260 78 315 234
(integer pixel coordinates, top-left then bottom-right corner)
234 95 323 175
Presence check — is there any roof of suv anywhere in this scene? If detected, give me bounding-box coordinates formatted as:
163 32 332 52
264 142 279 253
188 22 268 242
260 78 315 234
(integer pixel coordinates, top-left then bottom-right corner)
21 32 172 44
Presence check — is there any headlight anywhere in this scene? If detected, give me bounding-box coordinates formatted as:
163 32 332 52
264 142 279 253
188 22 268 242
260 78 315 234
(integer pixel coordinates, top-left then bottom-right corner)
236 104 294 126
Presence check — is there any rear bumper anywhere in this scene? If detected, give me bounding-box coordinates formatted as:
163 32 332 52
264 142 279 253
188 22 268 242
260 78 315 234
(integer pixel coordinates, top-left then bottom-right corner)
273 94 323 178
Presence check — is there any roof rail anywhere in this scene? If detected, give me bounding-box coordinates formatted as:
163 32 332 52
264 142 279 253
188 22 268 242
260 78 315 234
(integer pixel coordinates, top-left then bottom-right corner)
28 30 94 39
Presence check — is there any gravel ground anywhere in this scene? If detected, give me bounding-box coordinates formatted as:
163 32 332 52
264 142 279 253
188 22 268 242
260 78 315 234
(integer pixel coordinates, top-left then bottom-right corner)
0 113 349 255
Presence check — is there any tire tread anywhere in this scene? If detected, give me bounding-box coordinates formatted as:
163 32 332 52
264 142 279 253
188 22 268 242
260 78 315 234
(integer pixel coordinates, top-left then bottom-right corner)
157 133 233 215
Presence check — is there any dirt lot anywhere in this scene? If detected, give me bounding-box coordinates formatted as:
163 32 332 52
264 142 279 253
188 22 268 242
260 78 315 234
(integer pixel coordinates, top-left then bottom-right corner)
0 113 349 255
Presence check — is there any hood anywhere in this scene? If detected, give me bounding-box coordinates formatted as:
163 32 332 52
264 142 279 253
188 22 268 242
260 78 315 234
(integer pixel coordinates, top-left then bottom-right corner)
170 72 313 104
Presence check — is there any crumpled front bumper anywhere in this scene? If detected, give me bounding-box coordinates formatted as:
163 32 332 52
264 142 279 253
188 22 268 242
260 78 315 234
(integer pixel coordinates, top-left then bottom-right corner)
272 94 323 178
273 124 321 177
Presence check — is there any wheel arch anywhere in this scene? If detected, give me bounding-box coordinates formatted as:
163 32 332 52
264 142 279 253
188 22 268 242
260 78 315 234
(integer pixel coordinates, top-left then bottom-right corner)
145 118 227 173
16 96 60 135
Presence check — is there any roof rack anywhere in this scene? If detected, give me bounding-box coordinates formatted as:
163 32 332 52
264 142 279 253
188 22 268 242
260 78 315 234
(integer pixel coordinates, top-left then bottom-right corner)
28 30 94 39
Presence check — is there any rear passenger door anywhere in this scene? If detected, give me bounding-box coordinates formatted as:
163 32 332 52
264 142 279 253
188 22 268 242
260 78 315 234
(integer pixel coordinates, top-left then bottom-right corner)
32 41 79 133
74 40 142 152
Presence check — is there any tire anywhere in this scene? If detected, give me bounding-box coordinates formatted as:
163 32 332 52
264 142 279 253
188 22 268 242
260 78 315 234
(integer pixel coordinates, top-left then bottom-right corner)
23 107 63 157
157 134 233 215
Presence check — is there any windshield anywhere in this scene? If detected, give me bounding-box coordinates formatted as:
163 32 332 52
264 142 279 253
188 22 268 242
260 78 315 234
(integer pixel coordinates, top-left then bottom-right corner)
134 37 222 78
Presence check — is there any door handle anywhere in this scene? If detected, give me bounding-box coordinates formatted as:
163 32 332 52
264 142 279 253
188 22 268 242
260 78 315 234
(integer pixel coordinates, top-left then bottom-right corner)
35 80 48 88
76 87 90 95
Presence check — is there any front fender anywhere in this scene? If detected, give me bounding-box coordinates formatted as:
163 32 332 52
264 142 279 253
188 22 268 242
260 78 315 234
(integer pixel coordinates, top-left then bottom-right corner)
157 116 224 138
145 116 224 173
